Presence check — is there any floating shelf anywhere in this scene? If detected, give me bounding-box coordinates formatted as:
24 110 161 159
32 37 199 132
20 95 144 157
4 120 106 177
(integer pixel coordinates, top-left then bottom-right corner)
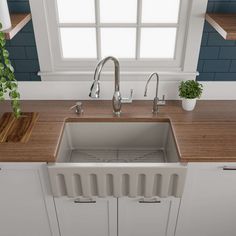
4 13 32 40
206 13 236 40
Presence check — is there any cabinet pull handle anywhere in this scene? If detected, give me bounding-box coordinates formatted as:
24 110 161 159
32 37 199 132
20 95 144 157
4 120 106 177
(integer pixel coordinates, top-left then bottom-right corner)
139 198 161 204
74 198 96 204
223 166 236 171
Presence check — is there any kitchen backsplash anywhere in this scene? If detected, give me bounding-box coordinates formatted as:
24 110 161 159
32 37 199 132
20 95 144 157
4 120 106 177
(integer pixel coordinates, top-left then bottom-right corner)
197 0 236 81
6 0 40 81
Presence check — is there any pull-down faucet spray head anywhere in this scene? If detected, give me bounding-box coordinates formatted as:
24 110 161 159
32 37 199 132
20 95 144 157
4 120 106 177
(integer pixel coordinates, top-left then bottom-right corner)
89 80 100 98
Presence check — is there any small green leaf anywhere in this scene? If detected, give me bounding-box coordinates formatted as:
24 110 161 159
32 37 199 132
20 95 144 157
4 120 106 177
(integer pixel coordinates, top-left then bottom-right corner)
0 63 4 70
1 77 6 83
3 49 9 58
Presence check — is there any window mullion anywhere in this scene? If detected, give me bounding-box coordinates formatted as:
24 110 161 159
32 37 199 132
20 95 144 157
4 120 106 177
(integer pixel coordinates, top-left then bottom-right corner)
58 23 179 28
136 0 142 59
95 0 101 60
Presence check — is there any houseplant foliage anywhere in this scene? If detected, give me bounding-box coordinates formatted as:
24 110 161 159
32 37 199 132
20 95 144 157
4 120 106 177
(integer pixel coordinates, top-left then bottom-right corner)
0 23 21 118
179 80 203 111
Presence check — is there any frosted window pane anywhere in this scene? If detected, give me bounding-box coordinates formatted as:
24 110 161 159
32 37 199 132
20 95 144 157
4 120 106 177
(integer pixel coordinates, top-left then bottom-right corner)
140 28 177 58
142 0 180 23
101 28 136 58
57 0 95 23
60 28 97 58
100 0 137 23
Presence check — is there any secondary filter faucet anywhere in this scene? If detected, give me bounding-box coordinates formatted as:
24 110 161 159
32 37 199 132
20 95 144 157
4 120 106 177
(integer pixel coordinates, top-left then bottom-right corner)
89 56 133 115
144 72 166 114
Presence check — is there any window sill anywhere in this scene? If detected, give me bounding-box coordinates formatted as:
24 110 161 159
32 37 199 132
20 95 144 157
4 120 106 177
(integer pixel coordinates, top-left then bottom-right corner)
38 70 199 81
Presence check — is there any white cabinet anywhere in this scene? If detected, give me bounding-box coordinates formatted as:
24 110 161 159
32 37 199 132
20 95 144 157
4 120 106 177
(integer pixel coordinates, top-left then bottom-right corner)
176 163 236 236
54 197 117 236
0 163 59 236
55 196 180 236
118 197 180 236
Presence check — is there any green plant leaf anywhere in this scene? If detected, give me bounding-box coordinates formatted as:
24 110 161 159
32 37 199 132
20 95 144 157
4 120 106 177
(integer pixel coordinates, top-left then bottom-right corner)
179 80 203 99
3 49 9 58
0 21 21 118
0 63 4 70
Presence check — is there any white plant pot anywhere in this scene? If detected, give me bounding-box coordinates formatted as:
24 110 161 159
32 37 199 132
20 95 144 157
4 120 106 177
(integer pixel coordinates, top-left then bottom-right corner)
0 0 11 31
182 98 197 111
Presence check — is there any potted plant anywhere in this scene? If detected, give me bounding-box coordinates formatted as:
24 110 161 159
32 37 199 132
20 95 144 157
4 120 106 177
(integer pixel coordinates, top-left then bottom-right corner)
179 80 203 111
0 23 21 117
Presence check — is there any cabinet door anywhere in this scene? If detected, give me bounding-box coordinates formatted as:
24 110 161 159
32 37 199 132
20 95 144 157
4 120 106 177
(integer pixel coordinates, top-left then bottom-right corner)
118 197 180 236
0 164 58 236
54 197 117 236
176 163 236 236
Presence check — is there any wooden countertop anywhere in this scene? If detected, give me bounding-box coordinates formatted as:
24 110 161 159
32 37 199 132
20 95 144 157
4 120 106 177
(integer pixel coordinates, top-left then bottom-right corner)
0 100 236 162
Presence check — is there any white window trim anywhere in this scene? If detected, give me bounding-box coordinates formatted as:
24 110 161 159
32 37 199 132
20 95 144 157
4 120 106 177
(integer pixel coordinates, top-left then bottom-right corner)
29 0 208 81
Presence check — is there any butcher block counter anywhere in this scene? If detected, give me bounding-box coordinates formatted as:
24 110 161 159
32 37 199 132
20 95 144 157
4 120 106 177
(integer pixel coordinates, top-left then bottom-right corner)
0 100 236 162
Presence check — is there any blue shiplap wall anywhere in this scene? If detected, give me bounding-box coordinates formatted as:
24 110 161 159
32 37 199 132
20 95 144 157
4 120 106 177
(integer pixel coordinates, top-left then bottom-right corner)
6 0 40 81
5 0 236 81
197 0 236 81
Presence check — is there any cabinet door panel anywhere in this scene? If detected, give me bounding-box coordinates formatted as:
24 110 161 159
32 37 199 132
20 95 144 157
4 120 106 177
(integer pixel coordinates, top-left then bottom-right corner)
55 197 117 236
176 163 236 236
0 167 53 236
118 197 180 236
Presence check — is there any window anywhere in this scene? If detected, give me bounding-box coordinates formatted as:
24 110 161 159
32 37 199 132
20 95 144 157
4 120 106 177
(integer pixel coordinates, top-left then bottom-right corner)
41 0 190 71
56 0 181 60
56 0 180 60
30 0 208 80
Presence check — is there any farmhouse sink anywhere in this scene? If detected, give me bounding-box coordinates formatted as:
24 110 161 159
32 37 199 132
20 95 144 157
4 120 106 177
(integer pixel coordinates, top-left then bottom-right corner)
48 121 186 198
56 122 179 163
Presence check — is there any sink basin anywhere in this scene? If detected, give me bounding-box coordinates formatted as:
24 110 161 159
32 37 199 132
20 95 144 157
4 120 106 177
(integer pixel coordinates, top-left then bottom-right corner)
57 122 179 163
48 121 186 198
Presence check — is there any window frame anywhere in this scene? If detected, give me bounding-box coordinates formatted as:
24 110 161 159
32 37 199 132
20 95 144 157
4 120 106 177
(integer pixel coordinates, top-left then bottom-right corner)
29 0 208 80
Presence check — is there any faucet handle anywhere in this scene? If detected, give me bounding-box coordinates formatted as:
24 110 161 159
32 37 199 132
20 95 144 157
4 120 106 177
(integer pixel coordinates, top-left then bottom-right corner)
157 95 166 105
70 101 84 115
121 89 134 103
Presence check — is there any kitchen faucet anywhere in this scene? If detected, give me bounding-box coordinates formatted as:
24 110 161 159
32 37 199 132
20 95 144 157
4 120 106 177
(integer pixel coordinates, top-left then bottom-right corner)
89 56 133 115
144 72 166 114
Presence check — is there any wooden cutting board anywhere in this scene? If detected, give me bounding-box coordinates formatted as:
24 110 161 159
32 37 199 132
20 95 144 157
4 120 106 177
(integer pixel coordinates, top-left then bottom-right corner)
0 112 39 143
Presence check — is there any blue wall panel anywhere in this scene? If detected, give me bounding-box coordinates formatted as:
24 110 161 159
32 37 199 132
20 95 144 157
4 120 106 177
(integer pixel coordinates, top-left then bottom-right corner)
197 0 236 81
6 0 40 81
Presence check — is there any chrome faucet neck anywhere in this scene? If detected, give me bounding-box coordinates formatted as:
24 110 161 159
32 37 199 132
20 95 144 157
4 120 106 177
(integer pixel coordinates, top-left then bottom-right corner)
89 56 122 115
144 72 159 98
93 56 120 92
90 56 133 115
144 72 165 114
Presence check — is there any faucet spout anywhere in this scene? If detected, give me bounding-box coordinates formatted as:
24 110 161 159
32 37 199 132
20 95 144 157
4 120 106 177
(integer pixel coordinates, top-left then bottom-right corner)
89 56 122 115
144 72 165 114
144 72 159 98
93 56 120 92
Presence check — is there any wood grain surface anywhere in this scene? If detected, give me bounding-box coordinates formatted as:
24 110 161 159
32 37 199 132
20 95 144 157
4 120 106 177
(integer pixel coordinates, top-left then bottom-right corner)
0 112 38 143
4 13 32 40
0 100 236 162
0 113 15 142
206 13 236 40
